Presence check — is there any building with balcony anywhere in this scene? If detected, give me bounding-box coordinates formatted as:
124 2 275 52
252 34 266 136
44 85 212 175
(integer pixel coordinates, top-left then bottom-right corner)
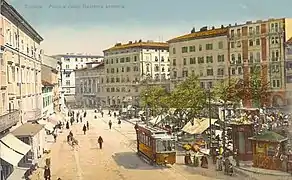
168 26 229 89
52 54 103 107
229 18 292 107
0 0 43 125
75 62 105 108
103 40 169 108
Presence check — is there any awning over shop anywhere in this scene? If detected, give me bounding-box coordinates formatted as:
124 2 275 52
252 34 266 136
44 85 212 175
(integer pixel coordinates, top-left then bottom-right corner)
38 120 55 132
182 118 217 135
0 142 23 166
0 134 31 155
48 114 59 125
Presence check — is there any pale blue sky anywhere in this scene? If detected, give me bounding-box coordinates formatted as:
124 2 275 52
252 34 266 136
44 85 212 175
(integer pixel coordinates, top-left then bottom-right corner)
8 0 292 55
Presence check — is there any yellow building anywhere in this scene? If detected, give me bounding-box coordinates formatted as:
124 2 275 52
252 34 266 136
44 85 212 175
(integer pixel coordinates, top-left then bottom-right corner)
0 1 43 125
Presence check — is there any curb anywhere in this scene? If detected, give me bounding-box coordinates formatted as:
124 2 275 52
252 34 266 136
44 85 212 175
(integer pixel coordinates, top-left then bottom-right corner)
235 166 291 177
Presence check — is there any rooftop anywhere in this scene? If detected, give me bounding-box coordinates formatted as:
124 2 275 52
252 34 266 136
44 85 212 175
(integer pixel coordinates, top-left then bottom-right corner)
168 28 228 43
12 123 44 137
286 37 292 45
52 54 104 58
249 131 288 142
42 80 54 86
103 41 168 52
75 62 104 71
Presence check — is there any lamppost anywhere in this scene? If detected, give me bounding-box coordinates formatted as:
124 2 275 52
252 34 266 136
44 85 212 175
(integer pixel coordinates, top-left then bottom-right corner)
207 88 212 149
145 93 149 125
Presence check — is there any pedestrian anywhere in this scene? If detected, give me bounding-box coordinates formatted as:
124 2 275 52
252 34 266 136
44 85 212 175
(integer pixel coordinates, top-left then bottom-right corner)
98 136 103 149
84 111 87 118
86 121 89 130
80 116 83 123
44 165 51 180
118 119 121 128
66 122 69 129
108 120 112 130
101 111 104 117
114 112 116 118
83 124 87 135
53 133 57 142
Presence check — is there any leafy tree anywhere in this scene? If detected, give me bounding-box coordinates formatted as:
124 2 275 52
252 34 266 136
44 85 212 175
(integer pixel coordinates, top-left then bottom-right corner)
168 75 206 127
239 65 270 108
213 77 242 104
140 86 169 115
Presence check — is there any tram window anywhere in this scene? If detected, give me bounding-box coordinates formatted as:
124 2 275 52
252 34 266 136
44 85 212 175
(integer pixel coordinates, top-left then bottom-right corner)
145 136 149 146
156 139 175 152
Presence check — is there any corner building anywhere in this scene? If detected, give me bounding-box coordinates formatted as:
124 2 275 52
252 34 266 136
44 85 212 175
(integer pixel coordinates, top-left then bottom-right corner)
103 40 169 108
168 27 229 89
229 18 292 107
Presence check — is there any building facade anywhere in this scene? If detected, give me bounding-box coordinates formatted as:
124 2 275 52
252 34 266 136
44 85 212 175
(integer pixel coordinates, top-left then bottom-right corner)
52 54 103 107
103 40 169 108
285 38 292 105
168 27 229 89
228 18 292 107
41 55 60 115
75 62 105 108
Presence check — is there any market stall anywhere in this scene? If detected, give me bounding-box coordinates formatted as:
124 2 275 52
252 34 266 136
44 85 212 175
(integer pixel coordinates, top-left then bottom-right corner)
249 131 288 170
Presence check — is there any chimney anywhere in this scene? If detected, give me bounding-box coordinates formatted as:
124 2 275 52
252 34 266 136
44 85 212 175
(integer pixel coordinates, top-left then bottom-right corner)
221 25 224 28
138 39 142 43
235 23 237 26
212 26 215 30
129 41 132 44
229 24 231 27
191 27 195 33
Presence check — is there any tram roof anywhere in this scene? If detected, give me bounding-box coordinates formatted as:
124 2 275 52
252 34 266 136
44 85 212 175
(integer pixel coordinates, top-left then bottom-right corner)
138 124 169 134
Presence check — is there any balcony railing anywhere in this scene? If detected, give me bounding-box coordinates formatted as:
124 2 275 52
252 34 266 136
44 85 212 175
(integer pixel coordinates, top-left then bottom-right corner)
24 108 41 122
0 110 20 132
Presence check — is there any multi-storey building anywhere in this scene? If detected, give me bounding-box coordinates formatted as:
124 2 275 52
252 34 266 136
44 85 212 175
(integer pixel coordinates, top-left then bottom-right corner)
285 38 292 105
75 62 105 108
103 40 169 108
41 55 60 118
0 1 43 178
228 18 292 107
168 26 229 89
52 54 103 107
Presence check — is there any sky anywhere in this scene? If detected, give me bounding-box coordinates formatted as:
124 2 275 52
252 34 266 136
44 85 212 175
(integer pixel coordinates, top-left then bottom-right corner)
8 0 292 56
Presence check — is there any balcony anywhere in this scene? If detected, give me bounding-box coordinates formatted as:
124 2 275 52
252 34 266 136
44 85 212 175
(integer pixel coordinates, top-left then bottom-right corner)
0 110 20 132
24 108 41 122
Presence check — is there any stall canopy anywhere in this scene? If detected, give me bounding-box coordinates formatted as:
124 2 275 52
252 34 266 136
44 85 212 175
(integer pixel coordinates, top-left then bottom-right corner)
182 118 217 135
0 133 31 155
48 113 59 125
149 115 167 125
38 120 55 132
0 142 24 166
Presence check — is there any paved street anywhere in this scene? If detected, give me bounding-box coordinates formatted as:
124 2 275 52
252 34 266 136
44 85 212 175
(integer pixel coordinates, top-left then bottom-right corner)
31 110 288 180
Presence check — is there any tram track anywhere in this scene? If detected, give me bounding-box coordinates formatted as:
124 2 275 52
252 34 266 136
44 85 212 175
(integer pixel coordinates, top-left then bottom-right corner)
97 115 191 180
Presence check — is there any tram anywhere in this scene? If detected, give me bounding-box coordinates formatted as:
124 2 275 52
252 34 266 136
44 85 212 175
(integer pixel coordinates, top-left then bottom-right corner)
134 123 176 165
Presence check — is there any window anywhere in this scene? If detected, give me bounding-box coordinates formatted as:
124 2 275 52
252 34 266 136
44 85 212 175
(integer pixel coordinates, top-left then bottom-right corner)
161 56 164 62
182 70 188 77
65 80 70 86
120 58 125 63
173 71 177 78
256 52 260 62
230 30 234 37
206 68 213 76
249 40 253 46
231 54 235 62
217 55 224 62
155 56 158 61
217 68 224 76
256 39 260 46
256 26 260 34
116 58 119 63
172 59 176 66
249 52 254 62
126 57 130 62
126 67 131 72
231 68 236 75
198 57 204 64
275 37 279 44
249 27 253 35
230 42 235 48
65 74 70 78
237 54 242 63
134 56 137 61
183 58 187 65
172 48 176 54
65 65 69 69
236 41 241 48
206 43 213 50
272 79 281 88
238 67 242 74
271 37 275 44
218 41 223 49
199 45 202 51
75 58 78 62
206 56 213 63
181 47 188 53
237 29 241 37
189 46 195 52
190 57 196 64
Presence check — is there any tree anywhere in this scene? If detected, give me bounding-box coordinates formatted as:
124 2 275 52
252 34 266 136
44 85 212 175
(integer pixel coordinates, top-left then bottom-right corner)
168 75 206 127
239 65 270 108
213 77 242 104
140 86 169 115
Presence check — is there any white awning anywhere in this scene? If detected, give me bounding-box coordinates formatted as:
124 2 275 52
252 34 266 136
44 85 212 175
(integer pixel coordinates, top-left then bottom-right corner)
182 118 217 135
0 142 24 166
0 134 31 155
48 114 59 125
38 120 54 132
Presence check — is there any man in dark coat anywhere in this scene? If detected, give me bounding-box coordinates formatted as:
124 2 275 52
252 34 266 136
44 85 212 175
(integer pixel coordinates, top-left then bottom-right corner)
98 136 103 149
86 121 89 130
83 124 87 135
44 165 51 180
66 121 69 129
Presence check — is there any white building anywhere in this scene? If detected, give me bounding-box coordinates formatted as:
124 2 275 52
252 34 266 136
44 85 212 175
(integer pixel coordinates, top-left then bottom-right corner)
103 40 169 108
52 54 103 107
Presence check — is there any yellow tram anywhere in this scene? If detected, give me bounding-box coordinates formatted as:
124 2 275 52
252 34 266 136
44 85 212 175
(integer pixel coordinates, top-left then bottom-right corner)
134 124 176 165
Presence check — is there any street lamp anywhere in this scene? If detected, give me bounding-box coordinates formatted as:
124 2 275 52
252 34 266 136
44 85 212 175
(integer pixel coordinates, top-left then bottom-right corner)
206 87 212 150
145 93 149 125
